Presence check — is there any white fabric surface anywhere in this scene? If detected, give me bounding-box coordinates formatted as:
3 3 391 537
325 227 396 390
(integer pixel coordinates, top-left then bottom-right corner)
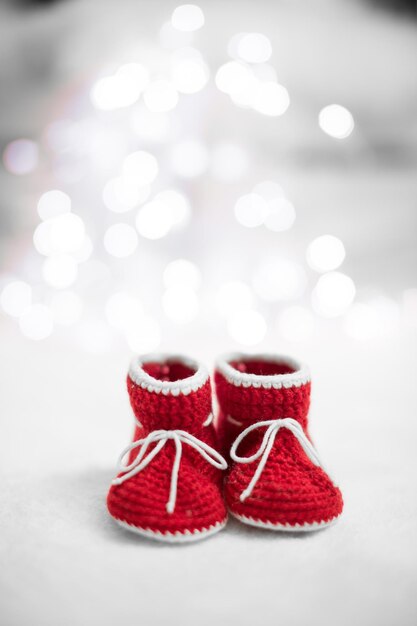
1 325 416 626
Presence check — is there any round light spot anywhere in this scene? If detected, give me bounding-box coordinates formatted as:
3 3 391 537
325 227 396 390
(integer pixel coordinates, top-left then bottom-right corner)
143 80 179 113
172 57 209 94
3 139 38 175
0 281 32 317
215 61 251 95
171 140 209 178
50 291 83 326
312 271 356 317
278 306 314 342
318 104 354 139
164 259 201 289
163 286 199 323
306 235 346 272
122 151 158 187
171 4 205 32
136 199 173 240
19 304 53 340
154 189 191 227
37 190 71 220
103 223 138 258
237 33 272 64
228 309 267 346
90 63 148 111
253 82 290 116
103 177 150 213
264 198 296 232
234 193 268 228
49 213 86 254
42 255 78 289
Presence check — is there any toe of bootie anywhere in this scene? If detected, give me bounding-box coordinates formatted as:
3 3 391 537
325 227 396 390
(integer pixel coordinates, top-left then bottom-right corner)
225 463 343 531
107 464 228 543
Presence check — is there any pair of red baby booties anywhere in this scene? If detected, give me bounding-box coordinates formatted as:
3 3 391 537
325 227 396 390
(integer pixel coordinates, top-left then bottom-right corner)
107 353 343 542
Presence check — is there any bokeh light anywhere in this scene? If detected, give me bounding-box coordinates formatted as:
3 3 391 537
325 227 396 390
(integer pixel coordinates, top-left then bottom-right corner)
171 4 205 32
42 255 78 289
319 104 354 139
163 259 201 289
236 33 272 64
3 139 38 175
312 271 356 317
234 193 268 228
307 235 346 272
0 281 32 317
103 223 138 258
37 190 71 220
122 151 159 187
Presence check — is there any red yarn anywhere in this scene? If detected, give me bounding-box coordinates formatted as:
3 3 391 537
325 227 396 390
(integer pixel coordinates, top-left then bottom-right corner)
107 358 227 540
215 356 343 528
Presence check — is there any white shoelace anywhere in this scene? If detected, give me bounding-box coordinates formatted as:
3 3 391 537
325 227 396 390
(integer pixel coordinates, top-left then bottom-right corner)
229 418 323 502
112 429 228 514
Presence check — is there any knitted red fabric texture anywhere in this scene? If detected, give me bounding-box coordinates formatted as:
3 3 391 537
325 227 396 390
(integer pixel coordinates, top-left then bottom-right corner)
215 355 343 529
107 356 227 541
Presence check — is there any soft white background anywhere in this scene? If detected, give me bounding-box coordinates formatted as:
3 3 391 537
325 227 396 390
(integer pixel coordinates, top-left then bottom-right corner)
1 0 416 624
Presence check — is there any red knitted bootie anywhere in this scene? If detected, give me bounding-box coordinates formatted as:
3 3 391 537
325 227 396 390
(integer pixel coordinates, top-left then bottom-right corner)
107 354 228 542
214 353 343 531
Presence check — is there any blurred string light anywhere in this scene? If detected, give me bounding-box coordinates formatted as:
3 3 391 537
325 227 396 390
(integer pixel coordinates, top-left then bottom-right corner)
278 305 315 342
91 63 149 111
171 4 205 32
103 178 151 213
163 259 201 289
227 309 267 346
136 189 191 239
171 47 210 94
122 150 159 186
228 32 273 64
0 281 32 317
234 181 296 231
312 271 356 317
103 223 138 258
33 213 86 256
319 104 354 139
306 235 346 272
2 139 38 175
37 190 71 220
42 255 78 289
216 55 290 116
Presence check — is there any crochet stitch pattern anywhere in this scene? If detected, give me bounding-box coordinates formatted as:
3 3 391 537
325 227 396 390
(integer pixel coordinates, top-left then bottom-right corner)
107 354 228 543
214 353 343 530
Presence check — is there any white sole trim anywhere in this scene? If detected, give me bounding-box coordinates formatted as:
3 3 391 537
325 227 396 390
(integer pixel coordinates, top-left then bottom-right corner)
113 517 227 543
231 511 341 532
